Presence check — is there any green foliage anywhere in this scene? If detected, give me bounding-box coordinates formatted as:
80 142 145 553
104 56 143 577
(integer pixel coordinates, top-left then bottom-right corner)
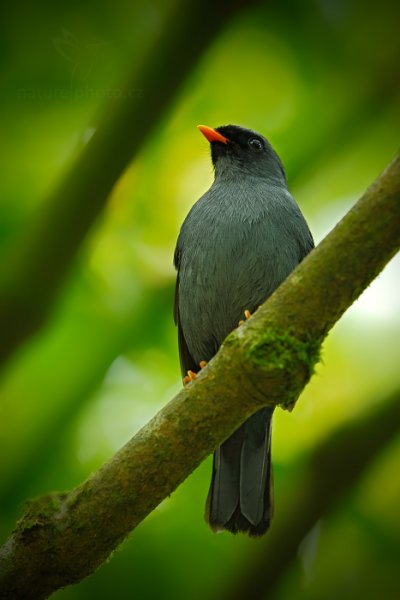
1 0 399 598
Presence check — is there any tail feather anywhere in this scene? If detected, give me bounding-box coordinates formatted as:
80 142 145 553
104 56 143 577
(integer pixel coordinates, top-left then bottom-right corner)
240 408 273 526
208 426 244 527
206 407 273 536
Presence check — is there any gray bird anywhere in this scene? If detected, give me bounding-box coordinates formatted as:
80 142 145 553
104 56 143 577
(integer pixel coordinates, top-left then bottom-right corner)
173 124 314 536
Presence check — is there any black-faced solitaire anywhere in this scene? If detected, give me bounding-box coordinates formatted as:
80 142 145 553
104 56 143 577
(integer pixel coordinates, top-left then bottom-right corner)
173 124 314 535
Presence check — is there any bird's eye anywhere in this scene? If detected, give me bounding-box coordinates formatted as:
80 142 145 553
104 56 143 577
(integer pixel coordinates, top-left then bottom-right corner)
248 138 263 152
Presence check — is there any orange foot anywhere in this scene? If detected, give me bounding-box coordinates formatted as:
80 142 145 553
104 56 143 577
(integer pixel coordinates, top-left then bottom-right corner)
238 309 252 326
183 361 207 385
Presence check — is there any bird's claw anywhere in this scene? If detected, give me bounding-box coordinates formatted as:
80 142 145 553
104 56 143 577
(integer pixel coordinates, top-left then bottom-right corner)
183 361 208 385
238 309 252 326
183 370 197 384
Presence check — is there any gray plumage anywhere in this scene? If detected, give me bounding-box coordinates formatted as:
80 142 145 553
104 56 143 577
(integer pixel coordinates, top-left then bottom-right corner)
174 124 314 535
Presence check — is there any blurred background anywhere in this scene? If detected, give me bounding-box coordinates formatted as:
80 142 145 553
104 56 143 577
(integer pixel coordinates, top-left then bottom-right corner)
1 0 399 598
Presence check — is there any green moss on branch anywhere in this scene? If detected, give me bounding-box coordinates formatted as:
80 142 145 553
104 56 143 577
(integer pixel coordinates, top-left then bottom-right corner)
246 328 322 408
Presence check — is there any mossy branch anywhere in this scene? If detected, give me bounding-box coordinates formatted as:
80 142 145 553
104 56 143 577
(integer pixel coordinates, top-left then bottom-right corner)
0 155 399 599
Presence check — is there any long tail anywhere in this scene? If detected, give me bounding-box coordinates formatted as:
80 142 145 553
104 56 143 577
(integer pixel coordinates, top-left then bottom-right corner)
206 407 274 536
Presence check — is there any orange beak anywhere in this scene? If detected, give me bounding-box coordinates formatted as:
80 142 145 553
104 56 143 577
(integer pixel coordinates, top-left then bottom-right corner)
197 124 229 144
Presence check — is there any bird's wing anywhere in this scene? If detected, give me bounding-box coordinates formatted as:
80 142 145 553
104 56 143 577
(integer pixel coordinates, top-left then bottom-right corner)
177 315 198 377
173 244 181 326
173 246 197 377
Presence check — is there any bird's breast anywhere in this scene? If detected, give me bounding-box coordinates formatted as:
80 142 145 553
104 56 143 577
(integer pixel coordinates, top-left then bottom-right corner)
176 185 304 362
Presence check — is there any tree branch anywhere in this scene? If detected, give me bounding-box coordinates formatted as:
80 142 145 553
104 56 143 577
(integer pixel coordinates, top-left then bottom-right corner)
0 155 399 599
218 387 400 600
0 0 259 367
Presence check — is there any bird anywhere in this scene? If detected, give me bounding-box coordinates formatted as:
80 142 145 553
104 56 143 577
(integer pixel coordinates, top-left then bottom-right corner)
173 124 314 536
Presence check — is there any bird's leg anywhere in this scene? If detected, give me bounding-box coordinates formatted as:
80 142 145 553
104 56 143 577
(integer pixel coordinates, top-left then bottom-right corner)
183 361 208 385
183 370 197 384
238 309 252 326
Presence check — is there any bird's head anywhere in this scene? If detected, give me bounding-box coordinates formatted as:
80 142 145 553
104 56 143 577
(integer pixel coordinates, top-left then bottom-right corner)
197 124 287 184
